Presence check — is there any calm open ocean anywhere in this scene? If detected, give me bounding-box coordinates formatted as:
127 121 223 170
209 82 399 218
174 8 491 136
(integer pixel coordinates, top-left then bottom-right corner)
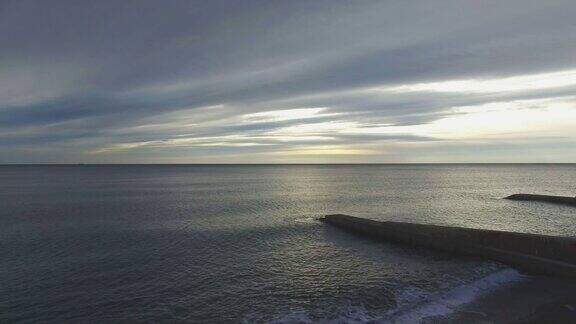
1 164 575 323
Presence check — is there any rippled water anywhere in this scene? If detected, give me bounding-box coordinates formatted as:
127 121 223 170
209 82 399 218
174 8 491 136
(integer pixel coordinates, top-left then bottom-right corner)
1 164 575 322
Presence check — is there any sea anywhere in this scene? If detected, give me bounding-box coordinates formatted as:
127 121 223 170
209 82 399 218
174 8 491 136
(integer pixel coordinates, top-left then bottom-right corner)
1 164 575 323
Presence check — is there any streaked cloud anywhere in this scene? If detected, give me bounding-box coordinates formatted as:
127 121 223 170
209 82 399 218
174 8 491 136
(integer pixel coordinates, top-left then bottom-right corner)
1 0 576 163
350 97 576 140
379 69 576 94
242 108 335 123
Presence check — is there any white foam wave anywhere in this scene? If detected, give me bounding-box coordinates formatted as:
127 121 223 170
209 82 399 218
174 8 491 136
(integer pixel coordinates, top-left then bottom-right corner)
246 268 524 324
381 268 525 323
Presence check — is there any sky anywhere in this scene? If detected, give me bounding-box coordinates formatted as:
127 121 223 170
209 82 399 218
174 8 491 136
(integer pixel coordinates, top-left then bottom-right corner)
1 0 576 164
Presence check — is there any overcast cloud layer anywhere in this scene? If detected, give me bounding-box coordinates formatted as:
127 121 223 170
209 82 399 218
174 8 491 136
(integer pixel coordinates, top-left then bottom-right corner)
1 0 576 163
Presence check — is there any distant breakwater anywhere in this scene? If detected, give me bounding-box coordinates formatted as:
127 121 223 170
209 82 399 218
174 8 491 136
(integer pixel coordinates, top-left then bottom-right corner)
505 193 576 207
322 214 576 278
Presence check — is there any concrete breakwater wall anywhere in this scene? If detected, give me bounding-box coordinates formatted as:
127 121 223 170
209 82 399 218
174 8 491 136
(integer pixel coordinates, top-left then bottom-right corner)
505 194 576 207
322 214 576 278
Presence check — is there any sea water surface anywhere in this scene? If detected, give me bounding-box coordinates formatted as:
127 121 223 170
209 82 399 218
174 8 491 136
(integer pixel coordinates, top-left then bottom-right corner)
1 164 575 323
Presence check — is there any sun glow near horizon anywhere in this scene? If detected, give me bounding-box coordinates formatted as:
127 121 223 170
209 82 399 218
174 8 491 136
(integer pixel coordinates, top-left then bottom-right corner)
90 92 576 158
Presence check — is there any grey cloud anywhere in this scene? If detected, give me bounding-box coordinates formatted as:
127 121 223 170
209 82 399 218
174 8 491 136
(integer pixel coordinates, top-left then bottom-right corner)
1 0 576 162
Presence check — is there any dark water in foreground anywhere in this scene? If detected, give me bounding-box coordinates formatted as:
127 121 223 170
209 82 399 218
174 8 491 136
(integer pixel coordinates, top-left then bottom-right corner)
1 164 575 323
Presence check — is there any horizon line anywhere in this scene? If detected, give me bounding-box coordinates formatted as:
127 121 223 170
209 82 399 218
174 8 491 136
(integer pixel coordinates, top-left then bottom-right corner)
1 162 575 166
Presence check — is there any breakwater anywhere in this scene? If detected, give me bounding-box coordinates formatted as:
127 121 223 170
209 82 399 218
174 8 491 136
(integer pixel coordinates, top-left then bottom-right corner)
322 214 576 278
505 194 576 207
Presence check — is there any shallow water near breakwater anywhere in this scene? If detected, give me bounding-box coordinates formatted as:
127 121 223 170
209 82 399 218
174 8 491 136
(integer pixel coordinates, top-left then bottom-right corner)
1 164 575 322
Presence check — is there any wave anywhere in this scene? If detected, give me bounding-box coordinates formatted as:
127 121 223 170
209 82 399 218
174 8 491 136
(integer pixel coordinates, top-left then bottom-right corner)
251 268 524 324
382 268 524 323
